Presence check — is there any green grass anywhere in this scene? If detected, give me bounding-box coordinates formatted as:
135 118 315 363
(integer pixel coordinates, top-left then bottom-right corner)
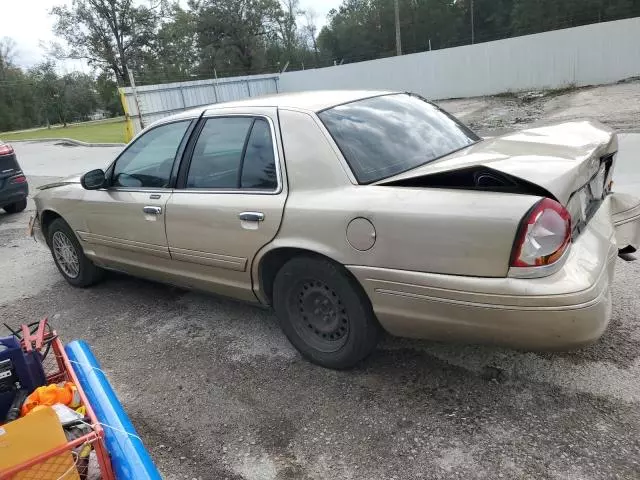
0 117 126 144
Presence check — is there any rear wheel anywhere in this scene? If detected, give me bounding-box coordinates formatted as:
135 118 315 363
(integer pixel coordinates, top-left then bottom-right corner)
3 199 27 214
47 218 104 288
273 256 381 369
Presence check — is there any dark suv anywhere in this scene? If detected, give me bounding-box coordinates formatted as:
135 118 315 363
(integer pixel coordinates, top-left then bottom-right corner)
0 141 28 214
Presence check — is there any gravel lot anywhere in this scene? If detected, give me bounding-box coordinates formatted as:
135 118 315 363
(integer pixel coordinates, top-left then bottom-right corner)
440 78 640 136
2 88 640 479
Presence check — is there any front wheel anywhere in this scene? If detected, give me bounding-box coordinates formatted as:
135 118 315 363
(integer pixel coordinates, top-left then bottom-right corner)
273 256 381 369
48 218 104 288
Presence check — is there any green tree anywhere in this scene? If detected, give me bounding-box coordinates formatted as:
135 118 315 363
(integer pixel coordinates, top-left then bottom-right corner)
28 62 100 127
0 38 39 131
96 72 124 116
301 9 320 66
156 3 198 80
318 1 394 64
30 61 69 127
278 0 302 63
64 72 100 121
50 0 162 86
193 0 284 76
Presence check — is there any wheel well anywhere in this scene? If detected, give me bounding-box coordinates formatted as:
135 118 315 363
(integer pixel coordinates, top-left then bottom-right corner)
259 248 344 304
41 210 62 245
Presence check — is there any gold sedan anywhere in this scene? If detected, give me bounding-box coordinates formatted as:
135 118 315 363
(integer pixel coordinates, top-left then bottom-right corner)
32 91 640 369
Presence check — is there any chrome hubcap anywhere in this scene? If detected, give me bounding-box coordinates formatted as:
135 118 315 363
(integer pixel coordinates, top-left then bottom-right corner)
52 231 80 279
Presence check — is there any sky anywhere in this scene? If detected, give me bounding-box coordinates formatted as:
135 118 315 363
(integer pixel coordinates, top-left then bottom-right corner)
3 0 342 71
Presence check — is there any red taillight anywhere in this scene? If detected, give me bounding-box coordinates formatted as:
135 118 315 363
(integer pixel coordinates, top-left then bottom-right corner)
10 175 27 184
511 198 572 268
0 143 14 155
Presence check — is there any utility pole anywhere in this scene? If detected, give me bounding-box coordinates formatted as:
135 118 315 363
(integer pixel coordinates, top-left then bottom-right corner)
394 0 402 56
471 0 475 44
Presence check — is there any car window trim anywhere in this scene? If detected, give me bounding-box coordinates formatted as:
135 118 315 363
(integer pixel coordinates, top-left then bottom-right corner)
236 119 257 188
176 114 283 195
107 118 196 192
316 92 393 114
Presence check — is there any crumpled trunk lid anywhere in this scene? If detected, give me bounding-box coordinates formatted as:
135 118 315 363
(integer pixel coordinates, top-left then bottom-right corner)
377 120 617 206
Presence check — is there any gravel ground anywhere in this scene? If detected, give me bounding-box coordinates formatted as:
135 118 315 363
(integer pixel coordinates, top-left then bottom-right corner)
439 78 640 136
2 84 640 480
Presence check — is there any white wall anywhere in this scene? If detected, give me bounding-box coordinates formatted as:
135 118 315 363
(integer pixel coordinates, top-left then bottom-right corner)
279 17 640 100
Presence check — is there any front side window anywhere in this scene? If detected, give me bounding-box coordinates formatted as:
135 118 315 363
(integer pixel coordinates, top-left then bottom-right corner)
113 121 191 188
186 117 278 191
318 94 480 184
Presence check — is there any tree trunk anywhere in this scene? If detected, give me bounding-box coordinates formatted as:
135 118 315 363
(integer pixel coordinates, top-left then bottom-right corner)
119 54 129 86
239 44 254 74
111 63 126 87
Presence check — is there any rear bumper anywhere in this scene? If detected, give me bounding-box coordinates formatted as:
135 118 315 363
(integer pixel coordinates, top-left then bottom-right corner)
0 181 29 208
348 193 639 350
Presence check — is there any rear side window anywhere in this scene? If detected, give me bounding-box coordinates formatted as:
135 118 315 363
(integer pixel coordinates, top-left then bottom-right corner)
318 94 480 184
187 118 253 189
186 117 278 191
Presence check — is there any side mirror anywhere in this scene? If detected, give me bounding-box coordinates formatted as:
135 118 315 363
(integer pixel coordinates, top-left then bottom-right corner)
80 169 106 190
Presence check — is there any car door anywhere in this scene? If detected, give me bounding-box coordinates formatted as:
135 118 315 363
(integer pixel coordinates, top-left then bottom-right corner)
78 120 194 275
165 109 287 302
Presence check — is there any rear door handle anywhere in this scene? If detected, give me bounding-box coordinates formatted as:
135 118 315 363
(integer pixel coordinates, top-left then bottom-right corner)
143 206 163 215
238 212 265 222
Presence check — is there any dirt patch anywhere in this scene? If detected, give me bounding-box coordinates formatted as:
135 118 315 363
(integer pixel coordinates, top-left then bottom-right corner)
438 79 640 135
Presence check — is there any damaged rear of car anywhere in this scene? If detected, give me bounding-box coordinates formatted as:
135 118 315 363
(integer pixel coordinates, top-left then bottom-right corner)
317 93 640 349
374 118 639 262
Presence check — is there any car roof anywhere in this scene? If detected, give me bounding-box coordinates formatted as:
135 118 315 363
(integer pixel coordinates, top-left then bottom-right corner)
166 90 397 122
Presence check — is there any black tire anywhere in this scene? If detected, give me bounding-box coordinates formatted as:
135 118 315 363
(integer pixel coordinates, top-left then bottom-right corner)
273 256 381 369
47 218 104 288
3 198 27 214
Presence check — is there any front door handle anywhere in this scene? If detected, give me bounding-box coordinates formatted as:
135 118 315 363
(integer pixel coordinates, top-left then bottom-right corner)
238 212 265 222
143 206 163 215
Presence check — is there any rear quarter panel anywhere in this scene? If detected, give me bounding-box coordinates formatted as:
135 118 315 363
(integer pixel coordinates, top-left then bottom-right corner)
272 185 540 277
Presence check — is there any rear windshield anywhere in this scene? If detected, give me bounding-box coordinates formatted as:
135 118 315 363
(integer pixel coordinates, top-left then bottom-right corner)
318 94 480 184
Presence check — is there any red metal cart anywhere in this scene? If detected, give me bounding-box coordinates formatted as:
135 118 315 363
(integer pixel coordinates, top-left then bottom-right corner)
1 323 115 480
